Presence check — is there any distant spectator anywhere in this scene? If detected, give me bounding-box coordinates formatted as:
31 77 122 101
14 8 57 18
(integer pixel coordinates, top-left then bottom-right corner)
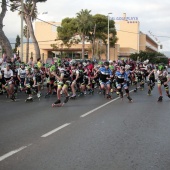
37 57 42 69
27 57 34 65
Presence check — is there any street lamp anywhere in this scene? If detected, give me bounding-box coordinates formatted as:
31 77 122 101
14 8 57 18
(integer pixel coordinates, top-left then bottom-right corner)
107 12 112 61
21 0 24 62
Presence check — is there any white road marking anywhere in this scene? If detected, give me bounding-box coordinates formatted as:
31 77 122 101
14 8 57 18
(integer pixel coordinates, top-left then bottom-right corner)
41 123 71 138
80 89 134 118
0 144 32 162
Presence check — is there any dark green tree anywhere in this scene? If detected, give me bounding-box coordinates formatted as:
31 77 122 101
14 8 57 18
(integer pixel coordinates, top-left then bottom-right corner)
130 51 168 64
76 9 94 59
57 11 117 59
90 14 117 57
13 35 20 53
57 17 78 47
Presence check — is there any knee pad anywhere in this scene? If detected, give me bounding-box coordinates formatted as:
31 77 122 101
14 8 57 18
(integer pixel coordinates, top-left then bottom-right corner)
140 81 144 85
125 89 129 93
26 88 31 94
164 84 169 91
47 83 50 88
117 88 121 93
147 81 151 86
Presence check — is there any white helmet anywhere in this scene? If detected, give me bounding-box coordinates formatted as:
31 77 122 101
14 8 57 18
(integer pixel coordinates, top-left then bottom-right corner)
69 59 76 65
125 64 131 70
83 62 87 67
143 59 149 65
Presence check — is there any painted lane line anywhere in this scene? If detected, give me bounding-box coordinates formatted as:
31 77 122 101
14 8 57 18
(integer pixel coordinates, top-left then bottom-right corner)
80 89 134 118
0 144 32 162
41 123 71 138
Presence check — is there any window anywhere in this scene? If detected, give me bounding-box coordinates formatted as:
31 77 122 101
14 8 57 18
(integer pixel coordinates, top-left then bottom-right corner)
52 25 57 32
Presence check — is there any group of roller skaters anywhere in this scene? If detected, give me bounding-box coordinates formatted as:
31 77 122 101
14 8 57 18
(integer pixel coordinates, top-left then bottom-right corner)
0 57 170 107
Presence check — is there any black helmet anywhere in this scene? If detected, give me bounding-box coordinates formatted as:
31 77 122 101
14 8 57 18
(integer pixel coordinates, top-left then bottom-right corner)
71 63 77 67
120 66 125 71
64 61 70 67
104 61 109 66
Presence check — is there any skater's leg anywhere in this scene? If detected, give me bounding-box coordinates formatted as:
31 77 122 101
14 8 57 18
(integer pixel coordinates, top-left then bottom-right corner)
106 82 111 95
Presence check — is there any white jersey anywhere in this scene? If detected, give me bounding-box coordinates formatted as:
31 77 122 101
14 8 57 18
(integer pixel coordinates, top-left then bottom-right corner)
3 68 13 79
157 70 169 79
18 68 26 79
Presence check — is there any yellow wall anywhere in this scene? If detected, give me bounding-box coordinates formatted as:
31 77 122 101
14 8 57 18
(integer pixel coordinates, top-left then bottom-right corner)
139 33 146 51
35 22 60 49
139 32 158 52
116 19 139 51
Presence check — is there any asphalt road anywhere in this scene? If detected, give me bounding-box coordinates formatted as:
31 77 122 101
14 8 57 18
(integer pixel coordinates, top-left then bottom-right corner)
0 84 170 170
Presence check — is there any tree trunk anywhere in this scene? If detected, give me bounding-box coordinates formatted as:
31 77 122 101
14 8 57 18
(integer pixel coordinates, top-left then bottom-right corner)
26 27 29 63
0 0 13 60
25 15 40 61
92 23 96 59
82 34 85 59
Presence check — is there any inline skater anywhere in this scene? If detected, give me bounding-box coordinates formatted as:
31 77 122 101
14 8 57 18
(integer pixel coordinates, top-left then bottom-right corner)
125 64 132 87
33 65 43 99
0 68 5 94
17 63 26 91
2 64 15 100
133 64 144 92
146 64 155 95
77 62 86 96
70 62 79 99
98 61 113 99
156 63 170 102
115 66 133 102
51 63 70 107
12 63 20 97
45 64 55 97
25 67 35 102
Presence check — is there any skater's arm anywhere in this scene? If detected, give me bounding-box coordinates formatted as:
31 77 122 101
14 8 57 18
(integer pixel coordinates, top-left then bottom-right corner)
75 70 79 82
148 70 154 78
51 72 63 81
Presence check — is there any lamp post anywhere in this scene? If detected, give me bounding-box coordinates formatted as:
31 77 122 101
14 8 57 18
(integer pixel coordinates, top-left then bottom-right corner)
107 13 112 61
21 0 24 61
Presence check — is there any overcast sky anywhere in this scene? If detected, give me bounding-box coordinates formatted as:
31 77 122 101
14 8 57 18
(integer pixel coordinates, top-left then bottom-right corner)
2 0 170 53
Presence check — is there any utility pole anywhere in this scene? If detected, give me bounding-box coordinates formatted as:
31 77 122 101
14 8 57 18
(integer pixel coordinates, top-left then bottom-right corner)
107 13 112 61
21 0 24 61
92 23 96 60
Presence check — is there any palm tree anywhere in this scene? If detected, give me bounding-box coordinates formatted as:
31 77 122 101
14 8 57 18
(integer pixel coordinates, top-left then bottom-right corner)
11 0 47 61
23 25 30 63
76 9 93 59
22 1 38 61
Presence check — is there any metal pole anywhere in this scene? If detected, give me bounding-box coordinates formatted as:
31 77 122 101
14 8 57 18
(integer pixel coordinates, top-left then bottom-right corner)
137 21 140 53
21 0 24 61
107 13 112 61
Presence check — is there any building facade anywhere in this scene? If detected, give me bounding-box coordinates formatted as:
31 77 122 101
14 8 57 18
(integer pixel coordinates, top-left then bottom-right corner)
19 13 158 62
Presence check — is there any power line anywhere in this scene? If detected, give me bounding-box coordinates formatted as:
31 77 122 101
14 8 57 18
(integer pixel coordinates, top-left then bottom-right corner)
10 39 57 44
0 1 58 28
117 29 170 39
